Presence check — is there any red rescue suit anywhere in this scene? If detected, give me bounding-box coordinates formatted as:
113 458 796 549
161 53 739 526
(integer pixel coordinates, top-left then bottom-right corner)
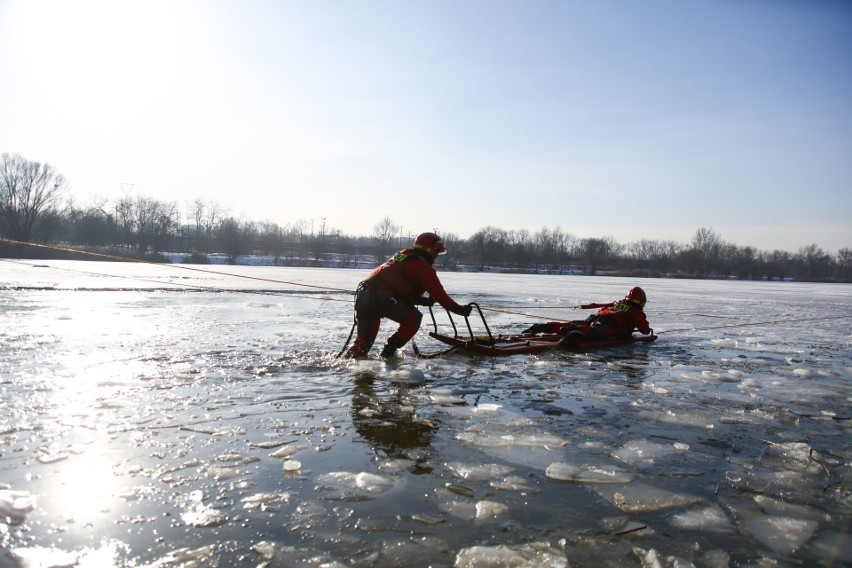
551 300 650 340
344 248 466 358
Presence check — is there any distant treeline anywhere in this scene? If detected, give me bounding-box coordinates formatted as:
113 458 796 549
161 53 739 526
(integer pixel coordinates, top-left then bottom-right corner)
1 152 850 282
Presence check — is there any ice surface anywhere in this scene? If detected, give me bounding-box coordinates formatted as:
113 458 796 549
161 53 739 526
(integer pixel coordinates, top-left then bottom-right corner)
1 265 849 566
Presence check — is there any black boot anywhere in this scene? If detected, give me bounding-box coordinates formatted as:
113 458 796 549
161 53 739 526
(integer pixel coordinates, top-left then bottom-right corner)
380 337 404 359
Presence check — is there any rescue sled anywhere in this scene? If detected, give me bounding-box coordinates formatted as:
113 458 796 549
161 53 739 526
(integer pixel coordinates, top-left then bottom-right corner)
414 303 657 357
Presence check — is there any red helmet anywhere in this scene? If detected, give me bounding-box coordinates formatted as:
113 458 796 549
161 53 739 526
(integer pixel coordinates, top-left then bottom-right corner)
414 232 447 256
625 286 647 307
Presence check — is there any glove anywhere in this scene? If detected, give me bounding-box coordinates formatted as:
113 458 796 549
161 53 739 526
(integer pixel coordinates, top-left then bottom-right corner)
453 303 473 317
521 323 551 335
417 296 436 307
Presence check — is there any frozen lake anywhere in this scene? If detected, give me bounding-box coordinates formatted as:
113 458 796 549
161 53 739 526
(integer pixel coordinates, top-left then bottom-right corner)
1 260 850 567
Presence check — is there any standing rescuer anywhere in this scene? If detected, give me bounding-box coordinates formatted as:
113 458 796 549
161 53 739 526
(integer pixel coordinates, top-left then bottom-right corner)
344 232 473 359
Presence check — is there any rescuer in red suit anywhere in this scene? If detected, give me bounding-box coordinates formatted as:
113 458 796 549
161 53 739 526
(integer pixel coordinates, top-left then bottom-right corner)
522 287 652 344
344 232 473 359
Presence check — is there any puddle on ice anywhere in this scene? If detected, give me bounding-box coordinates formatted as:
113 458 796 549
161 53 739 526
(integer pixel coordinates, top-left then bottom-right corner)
1 266 850 567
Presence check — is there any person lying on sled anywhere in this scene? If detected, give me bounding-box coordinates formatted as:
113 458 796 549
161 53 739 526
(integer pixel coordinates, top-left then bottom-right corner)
344 232 473 359
521 287 651 344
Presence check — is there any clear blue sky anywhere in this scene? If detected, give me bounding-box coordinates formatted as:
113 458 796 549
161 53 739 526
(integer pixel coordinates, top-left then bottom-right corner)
2 0 850 253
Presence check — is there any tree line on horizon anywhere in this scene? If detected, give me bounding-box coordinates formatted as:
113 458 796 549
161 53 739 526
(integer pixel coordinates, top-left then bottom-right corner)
2 152 850 282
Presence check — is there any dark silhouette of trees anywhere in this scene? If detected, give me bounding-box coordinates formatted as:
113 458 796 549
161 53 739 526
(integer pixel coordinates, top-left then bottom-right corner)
470 226 508 270
837 248 852 281
216 217 255 263
115 194 179 254
1 152 849 281
795 244 832 281
578 236 620 275
0 153 67 243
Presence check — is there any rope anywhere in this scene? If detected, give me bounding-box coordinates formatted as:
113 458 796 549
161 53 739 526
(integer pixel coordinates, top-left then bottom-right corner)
480 305 579 320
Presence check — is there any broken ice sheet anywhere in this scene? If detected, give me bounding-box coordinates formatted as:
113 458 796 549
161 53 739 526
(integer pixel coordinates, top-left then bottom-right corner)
180 490 228 528
315 471 403 501
241 491 292 511
596 483 702 513
612 439 679 466
742 515 819 556
455 541 568 568
445 461 515 480
546 462 634 484
668 504 735 533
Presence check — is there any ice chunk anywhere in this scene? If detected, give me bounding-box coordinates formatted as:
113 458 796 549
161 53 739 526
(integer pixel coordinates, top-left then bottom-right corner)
0 489 35 525
181 491 228 528
490 474 533 491
141 544 217 567
315 471 402 500
283 459 301 472
669 505 734 532
203 464 242 481
456 431 568 449
753 494 832 521
270 443 308 459
252 540 277 560
758 442 824 475
388 368 427 385
241 491 291 511
596 483 702 513
446 461 514 480
429 390 467 405
9 546 78 567
546 462 634 484
636 409 718 429
455 542 568 568
632 547 664 568
742 515 818 555
475 500 509 520
181 502 227 527
612 440 677 465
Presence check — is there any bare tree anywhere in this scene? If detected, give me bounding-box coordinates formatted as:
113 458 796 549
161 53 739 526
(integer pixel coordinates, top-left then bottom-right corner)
373 216 400 262
0 153 67 242
688 227 723 275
